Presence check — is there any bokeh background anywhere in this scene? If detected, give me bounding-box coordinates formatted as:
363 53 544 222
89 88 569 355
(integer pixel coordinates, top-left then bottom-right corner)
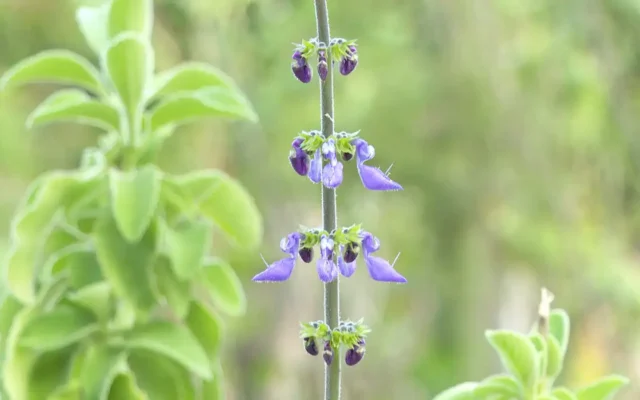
2 0 640 399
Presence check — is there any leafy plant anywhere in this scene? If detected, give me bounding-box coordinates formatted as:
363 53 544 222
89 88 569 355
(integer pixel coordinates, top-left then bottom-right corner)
433 289 629 400
0 0 261 398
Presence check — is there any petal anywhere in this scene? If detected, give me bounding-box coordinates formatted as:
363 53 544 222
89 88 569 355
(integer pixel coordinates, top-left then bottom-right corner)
322 162 344 188
338 255 356 277
308 148 322 183
364 254 406 283
252 256 296 282
353 139 374 162
360 232 380 256
280 232 303 256
316 257 338 282
357 163 403 191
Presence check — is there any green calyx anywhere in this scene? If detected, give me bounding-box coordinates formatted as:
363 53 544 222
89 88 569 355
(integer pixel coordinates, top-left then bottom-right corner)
297 224 362 249
299 319 370 350
293 37 358 61
296 130 360 161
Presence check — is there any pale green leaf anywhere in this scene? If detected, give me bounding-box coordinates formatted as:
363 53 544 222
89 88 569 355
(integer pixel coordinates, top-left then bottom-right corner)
108 165 161 242
94 215 157 315
201 257 246 317
67 281 113 322
549 309 570 357
529 333 547 379
76 3 111 54
3 306 39 400
163 219 212 279
546 335 564 380
19 304 97 351
26 89 119 131
486 330 539 391
201 362 225 400
48 382 84 400
186 300 224 362
154 255 190 318
575 375 629 400
150 62 238 99
553 387 578 400
432 382 477 400
108 0 153 39
0 50 102 93
81 345 127 400
0 294 23 347
474 374 521 398
128 350 196 400
124 321 211 379
107 373 146 400
149 86 258 131
27 348 75 400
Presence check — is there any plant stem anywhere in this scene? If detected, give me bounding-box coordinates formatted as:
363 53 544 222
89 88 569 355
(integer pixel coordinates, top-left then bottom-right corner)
314 0 340 399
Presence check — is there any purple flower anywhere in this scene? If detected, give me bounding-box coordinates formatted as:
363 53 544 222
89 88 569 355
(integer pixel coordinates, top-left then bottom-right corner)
316 235 338 282
318 50 328 81
352 138 403 191
292 50 312 83
339 46 358 76
338 245 357 277
299 247 313 263
304 337 319 356
289 138 309 176
308 148 323 184
323 341 334 365
252 232 303 282
360 231 406 283
345 338 366 366
322 139 344 188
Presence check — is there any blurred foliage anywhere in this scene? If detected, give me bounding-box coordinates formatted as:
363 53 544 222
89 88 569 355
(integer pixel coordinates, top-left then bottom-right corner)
2 0 640 399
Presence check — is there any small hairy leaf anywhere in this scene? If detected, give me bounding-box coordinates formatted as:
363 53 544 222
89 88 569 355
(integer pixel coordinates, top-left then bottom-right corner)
154 255 190 318
128 350 196 400
546 335 564 381
485 330 540 392
575 375 629 400
19 304 97 351
163 219 212 280
66 281 112 322
27 349 75 400
150 62 238 99
81 345 127 400
108 373 146 400
186 300 224 362
549 309 570 357
76 3 111 55
474 374 521 398
108 165 161 242
432 382 477 400
124 321 211 379
0 50 103 93
94 215 157 315
2 307 38 400
108 0 153 39
149 86 257 131
201 362 225 400
201 257 246 317
27 89 119 131
553 387 578 400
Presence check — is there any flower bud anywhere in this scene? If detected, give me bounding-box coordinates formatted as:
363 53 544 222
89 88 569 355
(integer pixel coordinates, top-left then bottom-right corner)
345 338 366 366
342 151 353 162
292 50 312 83
343 242 359 263
339 46 358 76
323 341 334 365
299 247 314 263
304 337 319 356
318 50 328 81
289 138 310 176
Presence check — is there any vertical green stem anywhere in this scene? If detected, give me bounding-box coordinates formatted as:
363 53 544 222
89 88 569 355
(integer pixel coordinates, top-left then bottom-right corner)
314 0 340 399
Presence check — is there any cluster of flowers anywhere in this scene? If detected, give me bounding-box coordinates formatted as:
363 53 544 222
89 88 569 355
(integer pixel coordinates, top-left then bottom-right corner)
291 38 358 83
300 320 370 366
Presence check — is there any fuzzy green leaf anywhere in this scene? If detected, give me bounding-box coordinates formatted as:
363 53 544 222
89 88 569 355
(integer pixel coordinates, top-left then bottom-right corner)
549 309 570 357
0 50 102 93
553 387 578 400
546 335 564 381
67 281 112 322
108 0 153 39
80 345 127 400
433 382 477 400
575 375 629 400
128 350 197 400
486 330 539 392
201 363 225 400
150 62 238 100
27 348 75 400
201 257 246 317
76 3 111 55
163 219 212 280
108 165 161 242
186 300 224 362
474 374 521 398
107 373 146 400
154 255 190 318
149 86 257 131
26 89 119 131
19 304 97 351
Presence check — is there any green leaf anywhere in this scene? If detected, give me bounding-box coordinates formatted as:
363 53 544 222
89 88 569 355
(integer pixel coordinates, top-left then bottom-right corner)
201 257 246 317
3 306 39 400
186 301 223 362
150 62 238 100
94 215 157 315
102 33 153 143
26 89 119 131
546 335 564 380
486 330 540 392
54 247 103 290
81 345 127 400
108 373 146 400
0 50 103 93
19 304 97 351
549 309 570 357
76 3 111 54
67 281 113 322
48 382 84 400
154 255 190 318
128 350 196 400
163 219 212 280
124 321 211 379
201 362 225 400
108 0 153 39
432 382 477 400
575 375 629 400
0 294 23 347
474 374 522 398
553 387 578 400
529 333 547 379
149 86 258 131
108 166 161 242
27 348 75 400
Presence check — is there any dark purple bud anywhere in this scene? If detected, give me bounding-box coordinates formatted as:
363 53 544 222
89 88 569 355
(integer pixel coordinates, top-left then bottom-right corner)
323 342 334 365
342 151 353 162
304 337 319 356
299 247 313 263
345 338 366 366
292 50 312 83
289 146 310 176
339 46 358 76
318 50 328 81
343 242 359 263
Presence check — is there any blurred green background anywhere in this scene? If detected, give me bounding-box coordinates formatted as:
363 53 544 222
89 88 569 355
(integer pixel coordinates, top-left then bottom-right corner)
1 0 640 399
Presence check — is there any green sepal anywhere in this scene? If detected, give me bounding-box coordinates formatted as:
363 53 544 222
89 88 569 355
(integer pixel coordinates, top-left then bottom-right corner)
299 132 324 153
299 228 322 248
333 224 362 246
